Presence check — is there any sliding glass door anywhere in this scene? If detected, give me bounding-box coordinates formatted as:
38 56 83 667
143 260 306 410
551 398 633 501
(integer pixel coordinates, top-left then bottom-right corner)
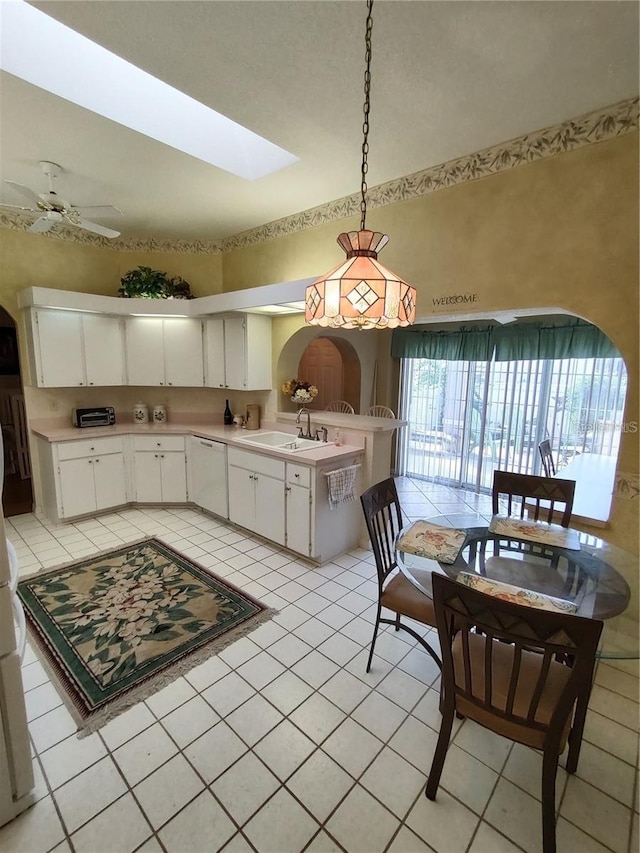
399 355 626 491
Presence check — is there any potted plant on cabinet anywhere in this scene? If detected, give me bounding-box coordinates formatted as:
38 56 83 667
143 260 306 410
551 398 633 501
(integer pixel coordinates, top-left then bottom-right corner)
119 266 193 299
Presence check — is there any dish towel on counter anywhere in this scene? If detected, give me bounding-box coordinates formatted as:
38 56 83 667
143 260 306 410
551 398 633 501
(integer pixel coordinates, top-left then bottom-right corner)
326 465 359 510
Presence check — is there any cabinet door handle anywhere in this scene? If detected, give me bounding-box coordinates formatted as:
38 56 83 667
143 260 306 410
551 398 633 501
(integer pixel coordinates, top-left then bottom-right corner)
89 382 94 385
160 381 164 385
88 459 93 464
157 442 161 447
95 458 100 463
294 473 300 479
285 485 291 493
168 382 173 386
155 454 158 458
78 382 84 385
161 454 164 458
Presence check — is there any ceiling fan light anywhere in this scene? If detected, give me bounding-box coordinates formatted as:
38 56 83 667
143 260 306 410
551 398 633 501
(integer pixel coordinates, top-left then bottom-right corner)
305 230 416 330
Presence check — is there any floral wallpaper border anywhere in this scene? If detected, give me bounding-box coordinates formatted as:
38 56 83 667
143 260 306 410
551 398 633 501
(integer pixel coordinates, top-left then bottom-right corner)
1 96 637 255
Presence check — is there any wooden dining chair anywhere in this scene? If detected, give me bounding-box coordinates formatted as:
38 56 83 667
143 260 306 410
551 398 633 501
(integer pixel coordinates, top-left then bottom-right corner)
365 405 396 418
539 439 556 477
492 470 575 527
324 400 355 414
360 478 441 672
426 572 602 853
490 469 577 589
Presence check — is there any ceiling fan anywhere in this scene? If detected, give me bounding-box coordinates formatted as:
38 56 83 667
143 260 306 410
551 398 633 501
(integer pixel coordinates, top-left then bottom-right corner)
1 161 123 238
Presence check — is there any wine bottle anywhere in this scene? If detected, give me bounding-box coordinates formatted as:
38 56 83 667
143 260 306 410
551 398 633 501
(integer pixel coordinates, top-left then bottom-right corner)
223 399 233 425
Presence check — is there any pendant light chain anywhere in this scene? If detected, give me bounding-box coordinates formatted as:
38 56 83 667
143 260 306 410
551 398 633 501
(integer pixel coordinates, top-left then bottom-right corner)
304 0 417 330
360 0 373 232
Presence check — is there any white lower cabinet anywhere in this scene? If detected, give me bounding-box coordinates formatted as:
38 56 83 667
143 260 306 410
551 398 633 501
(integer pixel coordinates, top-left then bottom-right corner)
286 463 312 557
36 436 128 521
132 436 187 503
35 431 363 563
227 448 285 545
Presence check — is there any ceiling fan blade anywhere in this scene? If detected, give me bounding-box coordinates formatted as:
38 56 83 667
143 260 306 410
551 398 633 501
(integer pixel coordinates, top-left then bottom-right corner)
71 205 123 219
29 216 55 233
74 217 121 239
4 180 43 208
0 202 36 212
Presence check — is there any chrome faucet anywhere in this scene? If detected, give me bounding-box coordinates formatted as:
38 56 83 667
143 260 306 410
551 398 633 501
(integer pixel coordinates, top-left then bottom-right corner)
295 407 313 439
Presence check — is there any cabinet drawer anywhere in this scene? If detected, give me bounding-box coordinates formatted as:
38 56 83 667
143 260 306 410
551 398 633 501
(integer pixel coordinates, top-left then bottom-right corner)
287 463 311 488
132 435 186 452
227 447 285 479
57 436 125 460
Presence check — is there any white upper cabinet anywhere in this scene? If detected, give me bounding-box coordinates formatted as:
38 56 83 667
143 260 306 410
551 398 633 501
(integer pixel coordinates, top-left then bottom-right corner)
83 314 126 386
126 317 204 387
163 319 204 387
204 314 271 391
29 309 125 388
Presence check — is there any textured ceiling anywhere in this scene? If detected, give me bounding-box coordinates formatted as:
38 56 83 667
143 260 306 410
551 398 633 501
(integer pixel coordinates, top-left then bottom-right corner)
0 0 638 242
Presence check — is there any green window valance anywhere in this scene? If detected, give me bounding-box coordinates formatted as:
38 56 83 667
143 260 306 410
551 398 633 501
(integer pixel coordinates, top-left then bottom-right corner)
391 319 620 362
391 325 494 361
492 321 620 361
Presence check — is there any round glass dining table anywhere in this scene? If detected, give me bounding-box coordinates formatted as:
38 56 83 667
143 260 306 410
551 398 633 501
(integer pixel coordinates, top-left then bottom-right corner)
396 513 638 660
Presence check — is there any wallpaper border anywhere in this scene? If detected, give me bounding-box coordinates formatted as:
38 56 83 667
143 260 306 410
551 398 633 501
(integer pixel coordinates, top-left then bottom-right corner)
1 97 637 255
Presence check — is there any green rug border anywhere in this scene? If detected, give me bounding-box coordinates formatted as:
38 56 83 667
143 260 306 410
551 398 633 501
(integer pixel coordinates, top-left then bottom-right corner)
17 537 277 736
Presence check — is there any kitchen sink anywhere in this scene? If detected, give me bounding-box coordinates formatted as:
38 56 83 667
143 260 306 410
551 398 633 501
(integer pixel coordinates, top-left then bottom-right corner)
237 431 321 453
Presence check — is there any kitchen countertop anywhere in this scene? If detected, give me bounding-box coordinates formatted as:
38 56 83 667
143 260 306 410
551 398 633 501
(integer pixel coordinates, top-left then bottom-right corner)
30 419 365 467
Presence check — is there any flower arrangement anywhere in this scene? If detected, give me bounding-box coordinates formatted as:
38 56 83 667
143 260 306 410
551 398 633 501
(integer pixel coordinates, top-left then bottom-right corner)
281 378 319 405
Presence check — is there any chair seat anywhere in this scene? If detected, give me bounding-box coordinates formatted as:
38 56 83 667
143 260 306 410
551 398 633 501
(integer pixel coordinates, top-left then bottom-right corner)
382 573 436 625
482 556 569 598
453 632 572 750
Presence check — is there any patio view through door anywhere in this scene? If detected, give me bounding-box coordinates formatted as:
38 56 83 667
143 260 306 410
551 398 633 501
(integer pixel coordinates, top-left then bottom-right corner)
398 355 627 492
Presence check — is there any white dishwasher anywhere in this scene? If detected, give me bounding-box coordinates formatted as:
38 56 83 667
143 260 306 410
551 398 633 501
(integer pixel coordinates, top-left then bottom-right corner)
188 436 228 518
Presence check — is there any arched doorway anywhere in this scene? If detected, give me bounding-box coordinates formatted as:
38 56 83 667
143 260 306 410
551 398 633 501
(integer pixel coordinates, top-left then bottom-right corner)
0 307 33 516
298 336 361 413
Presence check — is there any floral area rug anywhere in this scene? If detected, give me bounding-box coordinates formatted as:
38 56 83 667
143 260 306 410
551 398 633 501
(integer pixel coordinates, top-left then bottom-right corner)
17 538 276 737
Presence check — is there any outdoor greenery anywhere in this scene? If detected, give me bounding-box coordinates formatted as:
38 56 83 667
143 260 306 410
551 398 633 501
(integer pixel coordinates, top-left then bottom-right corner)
119 266 193 299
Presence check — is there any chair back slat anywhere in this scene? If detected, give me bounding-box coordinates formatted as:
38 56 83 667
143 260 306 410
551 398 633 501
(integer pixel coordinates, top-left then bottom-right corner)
483 632 493 707
527 650 554 724
504 643 522 717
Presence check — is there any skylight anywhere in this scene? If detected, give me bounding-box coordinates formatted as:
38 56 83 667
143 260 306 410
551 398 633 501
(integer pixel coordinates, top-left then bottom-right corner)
0 1 299 180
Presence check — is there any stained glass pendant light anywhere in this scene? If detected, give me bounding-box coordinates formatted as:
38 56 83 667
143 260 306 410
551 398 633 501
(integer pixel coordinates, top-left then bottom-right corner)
305 0 416 330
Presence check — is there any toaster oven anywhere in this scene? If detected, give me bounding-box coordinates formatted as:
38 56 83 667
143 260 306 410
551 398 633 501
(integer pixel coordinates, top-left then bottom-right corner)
72 407 116 428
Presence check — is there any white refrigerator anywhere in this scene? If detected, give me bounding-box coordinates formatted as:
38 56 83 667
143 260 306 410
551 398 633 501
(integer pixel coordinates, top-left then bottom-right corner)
0 432 35 826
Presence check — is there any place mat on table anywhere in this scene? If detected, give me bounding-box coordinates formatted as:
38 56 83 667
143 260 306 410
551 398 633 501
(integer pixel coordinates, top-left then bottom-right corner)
456 572 579 614
489 515 580 550
396 521 467 564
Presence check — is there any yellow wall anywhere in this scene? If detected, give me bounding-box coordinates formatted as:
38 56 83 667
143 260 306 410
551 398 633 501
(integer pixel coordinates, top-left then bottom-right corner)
0 133 637 550
223 133 639 551
0 230 224 321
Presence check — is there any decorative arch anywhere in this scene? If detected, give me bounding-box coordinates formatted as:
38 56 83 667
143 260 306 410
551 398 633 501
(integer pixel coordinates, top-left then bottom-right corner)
275 326 377 415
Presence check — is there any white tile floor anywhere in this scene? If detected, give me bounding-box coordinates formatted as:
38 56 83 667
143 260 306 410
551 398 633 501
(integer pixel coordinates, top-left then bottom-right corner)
1 478 638 853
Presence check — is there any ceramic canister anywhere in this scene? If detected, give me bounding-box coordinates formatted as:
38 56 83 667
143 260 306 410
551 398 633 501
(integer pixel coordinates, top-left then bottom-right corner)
153 405 167 424
133 402 149 423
